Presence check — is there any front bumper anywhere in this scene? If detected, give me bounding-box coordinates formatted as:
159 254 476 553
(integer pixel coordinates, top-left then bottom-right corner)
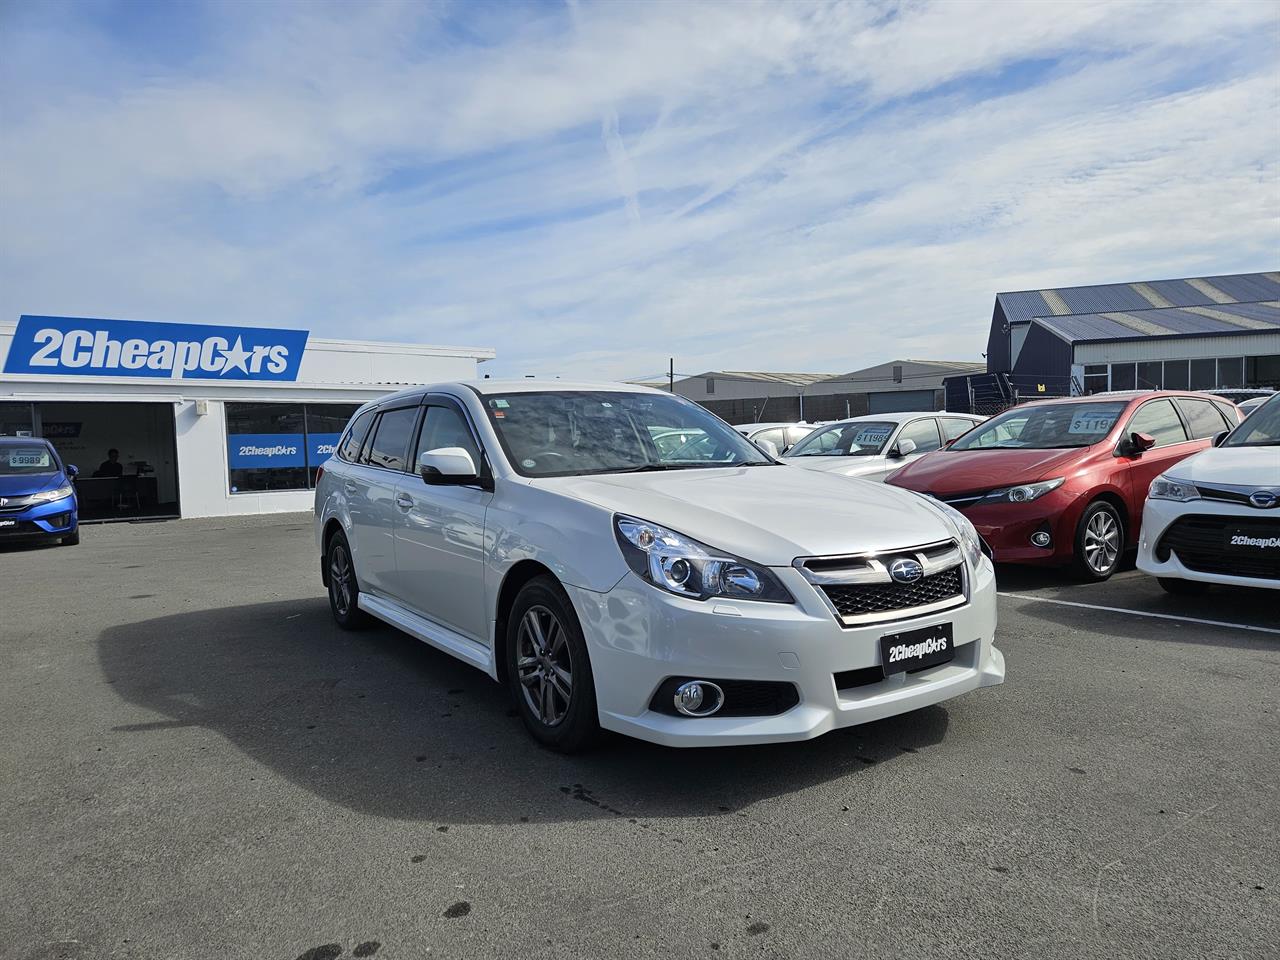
1137 497 1280 590
566 558 1003 747
958 489 1085 566
0 494 78 540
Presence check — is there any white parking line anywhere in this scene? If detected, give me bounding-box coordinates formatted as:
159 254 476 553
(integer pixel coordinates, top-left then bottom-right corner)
998 592 1280 636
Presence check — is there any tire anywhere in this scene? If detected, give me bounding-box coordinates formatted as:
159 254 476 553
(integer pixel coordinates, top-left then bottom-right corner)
326 529 369 629
60 528 80 546
1072 500 1124 581
1158 577 1210 597
505 575 600 753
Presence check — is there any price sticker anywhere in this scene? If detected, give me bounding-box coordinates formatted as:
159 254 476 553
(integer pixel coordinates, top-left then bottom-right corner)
1068 414 1116 435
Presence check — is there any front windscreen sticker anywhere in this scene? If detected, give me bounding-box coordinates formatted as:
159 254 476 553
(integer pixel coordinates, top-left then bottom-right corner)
522 459 536 468
852 426 892 445
7 449 51 467
1068 413 1117 434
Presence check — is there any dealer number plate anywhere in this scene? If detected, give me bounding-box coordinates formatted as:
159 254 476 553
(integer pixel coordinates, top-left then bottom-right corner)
880 623 954 676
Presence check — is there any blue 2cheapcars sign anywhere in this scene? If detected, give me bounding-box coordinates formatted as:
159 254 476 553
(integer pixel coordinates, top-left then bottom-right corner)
3 315 309 381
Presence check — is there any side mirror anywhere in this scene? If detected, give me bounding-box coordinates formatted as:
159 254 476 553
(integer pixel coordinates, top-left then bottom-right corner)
66 464 79 478
756 439 780 459
1212 430 1229 447
1124 432 1157 455
891 438 917 458
419 447 478 484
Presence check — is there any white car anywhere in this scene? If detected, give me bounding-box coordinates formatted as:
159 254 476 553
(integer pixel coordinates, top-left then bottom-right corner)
315 381 1004 751
783 412 985 481
733 422 820 455
1138 393 1280 594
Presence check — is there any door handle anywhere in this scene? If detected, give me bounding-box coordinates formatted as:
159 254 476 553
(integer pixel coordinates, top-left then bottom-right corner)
395 494 414 510
344 481 357 494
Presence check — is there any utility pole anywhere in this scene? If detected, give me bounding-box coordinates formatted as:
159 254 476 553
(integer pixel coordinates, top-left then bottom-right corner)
668 358 674 392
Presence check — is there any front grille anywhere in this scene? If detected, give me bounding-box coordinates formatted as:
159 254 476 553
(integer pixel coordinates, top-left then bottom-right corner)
1157 515 1280 580
820 565 964 619
1194 485 1253 506
0 495 34 513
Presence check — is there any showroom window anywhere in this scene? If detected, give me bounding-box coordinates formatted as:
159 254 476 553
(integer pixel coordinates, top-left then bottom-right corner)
1083 364 1108 394
226 402 361 493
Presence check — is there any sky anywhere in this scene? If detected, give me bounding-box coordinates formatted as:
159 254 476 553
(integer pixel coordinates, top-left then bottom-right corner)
2 0 1278 382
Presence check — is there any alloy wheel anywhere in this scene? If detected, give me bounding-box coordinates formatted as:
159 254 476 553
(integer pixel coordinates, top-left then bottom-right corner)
1083 510 1119 574
330 542 353 616
516 605 573 727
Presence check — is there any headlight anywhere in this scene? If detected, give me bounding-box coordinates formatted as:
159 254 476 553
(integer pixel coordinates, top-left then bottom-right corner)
1149 476 1199 502
978 477 1065 504
30 483 74 504
925 497 984 567
613 515 793 603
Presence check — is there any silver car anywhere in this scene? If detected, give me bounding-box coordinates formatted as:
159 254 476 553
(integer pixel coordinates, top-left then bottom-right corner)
733 422 819 456
784 412 985 481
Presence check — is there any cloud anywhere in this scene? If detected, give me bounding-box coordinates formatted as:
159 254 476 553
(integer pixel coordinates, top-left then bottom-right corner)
1 0 1277 379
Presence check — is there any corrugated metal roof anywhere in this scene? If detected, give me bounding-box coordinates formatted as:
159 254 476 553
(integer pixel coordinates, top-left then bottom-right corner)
707 371 835 386
1033 300 1279 343
996 271 1280 325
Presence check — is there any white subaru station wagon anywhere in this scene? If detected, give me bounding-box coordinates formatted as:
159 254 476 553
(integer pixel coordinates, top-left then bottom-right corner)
314 381 1005 752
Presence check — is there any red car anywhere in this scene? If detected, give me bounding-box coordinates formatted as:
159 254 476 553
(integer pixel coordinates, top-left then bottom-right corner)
886 391 1241 580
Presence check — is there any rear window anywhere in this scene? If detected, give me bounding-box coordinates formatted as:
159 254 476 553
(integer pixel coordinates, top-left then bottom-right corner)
1175 398 1231 440
338 410 375 462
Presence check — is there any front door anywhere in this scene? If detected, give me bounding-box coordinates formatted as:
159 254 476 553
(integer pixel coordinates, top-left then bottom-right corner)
1117 398 1207 542
391 400 491 642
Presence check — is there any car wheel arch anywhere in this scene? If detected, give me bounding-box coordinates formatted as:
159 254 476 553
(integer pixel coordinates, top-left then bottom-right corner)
1090 489 1130 543
493 559 560 684
321 518 346 586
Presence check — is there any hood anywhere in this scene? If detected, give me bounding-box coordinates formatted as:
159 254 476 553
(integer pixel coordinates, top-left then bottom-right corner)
0 472 62 497
1162 446 1280 488
535 465 956 564
887 447 1085 495
785 456 887 478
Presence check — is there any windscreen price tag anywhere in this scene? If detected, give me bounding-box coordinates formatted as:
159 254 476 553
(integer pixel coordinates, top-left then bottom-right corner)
852 427 892 445
8 450 51 467
1068 414 1116 435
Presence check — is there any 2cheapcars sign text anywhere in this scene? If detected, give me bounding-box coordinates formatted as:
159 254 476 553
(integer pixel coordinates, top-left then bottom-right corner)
3 315 309 382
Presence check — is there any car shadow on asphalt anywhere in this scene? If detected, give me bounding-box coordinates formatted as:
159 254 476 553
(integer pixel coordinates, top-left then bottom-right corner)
97 597 951 825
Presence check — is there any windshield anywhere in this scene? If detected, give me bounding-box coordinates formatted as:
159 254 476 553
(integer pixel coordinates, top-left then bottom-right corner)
785 421 897 457
0 443 59 477
1224 394 1280 447
483 391 773 477
950 401 1128 451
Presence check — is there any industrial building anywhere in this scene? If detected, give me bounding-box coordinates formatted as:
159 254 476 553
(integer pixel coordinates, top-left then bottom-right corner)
950 271 1280 412
1 314 493 521
669 360 983 424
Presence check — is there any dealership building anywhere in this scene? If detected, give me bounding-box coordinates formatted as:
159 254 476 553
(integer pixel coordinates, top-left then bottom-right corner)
1 315 493 521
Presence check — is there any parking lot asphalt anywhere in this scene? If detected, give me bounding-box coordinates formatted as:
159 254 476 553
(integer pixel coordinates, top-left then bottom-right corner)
2 515 1277 960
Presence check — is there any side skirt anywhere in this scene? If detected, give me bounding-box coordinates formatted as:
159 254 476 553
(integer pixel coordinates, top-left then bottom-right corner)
358 592 495 676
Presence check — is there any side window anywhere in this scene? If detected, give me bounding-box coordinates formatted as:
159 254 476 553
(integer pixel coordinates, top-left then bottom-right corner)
940 418 975 442
1213 400 1241 426
338 410 375 462
897 419 942 454
1125 399 1188 447
364 407 419 471
414 404 481 469
1175 398 1230 440
753 428 786 450
786 426 813 447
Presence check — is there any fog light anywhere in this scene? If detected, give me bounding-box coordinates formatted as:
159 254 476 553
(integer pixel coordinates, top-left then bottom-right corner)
673 680 724 717
1030 531 1051 548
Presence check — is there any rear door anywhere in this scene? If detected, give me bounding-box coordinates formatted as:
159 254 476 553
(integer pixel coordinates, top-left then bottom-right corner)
391 399 492 641
346 404 421 596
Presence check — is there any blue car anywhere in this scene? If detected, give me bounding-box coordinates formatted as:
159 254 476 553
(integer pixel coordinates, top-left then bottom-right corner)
0 436 80 546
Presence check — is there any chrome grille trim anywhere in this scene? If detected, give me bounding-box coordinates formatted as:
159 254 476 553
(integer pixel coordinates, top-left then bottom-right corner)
793 539 969 627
